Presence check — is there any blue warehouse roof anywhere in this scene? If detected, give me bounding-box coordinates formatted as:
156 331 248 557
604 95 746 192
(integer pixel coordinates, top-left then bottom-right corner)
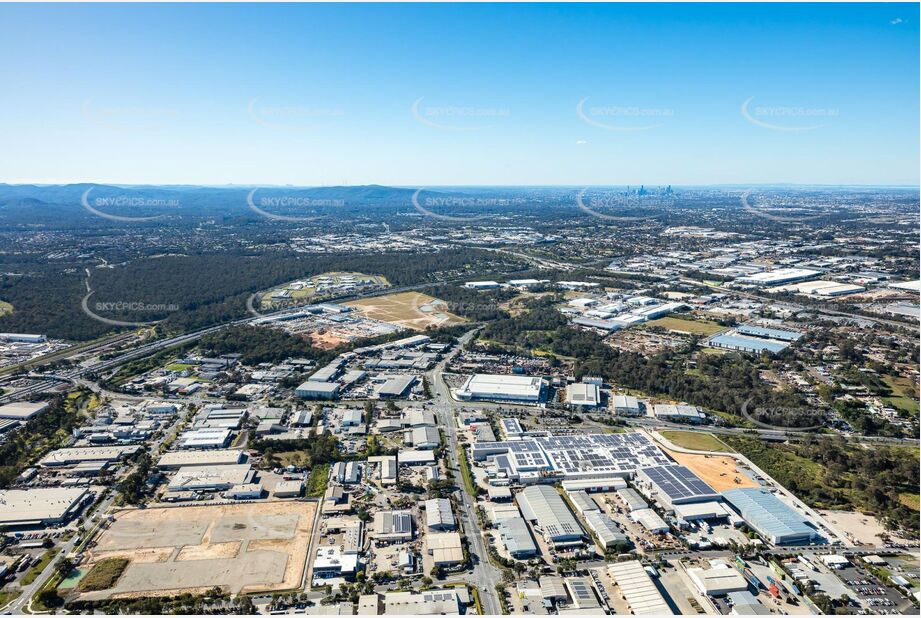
708 334 790 354
735 324 803 342
722 488 820 544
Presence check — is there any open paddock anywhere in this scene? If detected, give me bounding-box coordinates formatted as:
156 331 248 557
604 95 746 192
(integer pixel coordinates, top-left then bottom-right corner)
346 291 464 330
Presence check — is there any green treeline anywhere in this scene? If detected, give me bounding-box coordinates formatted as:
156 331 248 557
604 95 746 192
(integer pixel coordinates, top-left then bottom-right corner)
724 435 919 535
481 298 807 423
0 248 523 341
0 394 79 487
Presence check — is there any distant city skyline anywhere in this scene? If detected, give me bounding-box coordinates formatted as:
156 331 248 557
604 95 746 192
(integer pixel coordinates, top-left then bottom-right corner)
1 2 918 186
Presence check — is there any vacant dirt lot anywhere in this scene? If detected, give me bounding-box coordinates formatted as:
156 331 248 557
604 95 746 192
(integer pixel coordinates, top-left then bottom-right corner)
80 501 317 599
346 291 464 330
818 509 918 546
661 447 759 492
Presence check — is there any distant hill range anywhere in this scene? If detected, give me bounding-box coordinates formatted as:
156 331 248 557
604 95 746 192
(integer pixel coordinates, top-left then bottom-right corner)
0 183 454 225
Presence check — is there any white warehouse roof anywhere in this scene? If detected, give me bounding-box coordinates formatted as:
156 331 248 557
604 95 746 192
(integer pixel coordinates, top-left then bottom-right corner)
0 488 89 527
455 374 546 402
607 560 671 615
424 498 456 530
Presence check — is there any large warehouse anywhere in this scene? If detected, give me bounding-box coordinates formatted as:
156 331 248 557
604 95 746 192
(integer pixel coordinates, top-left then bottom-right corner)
295 381 341 400
454 374 547 403
607 560 671 615
0 488 89 528
722 488 821 545
471 432 672 486
566 382 600 408
39 445 142 467
635 465 721 509
516 485 583 547
0 401 50 420
498 517 538 558
167 464 254 492
737 268 821 286
734 324 803 342
157 449 244 470
707 332 792 354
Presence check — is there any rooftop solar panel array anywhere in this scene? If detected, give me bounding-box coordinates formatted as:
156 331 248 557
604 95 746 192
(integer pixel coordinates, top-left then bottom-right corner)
472 432 672 481
639 465 719 505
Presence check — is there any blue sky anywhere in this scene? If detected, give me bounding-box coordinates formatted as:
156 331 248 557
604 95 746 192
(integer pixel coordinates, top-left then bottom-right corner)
0 3 917 186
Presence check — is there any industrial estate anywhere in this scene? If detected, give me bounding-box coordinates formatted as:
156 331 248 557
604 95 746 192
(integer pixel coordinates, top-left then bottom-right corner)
0 2 918 617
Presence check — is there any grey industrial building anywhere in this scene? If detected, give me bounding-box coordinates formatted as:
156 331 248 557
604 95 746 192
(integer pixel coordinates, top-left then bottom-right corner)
517 485 583 547
498 517 538 558
295 381 341 400
157 449 244 470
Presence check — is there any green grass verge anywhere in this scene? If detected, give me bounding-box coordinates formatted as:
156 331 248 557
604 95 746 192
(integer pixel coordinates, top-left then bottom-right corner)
20 549 59 586
660 430 733 452
457 446 476 495
78 558 129 592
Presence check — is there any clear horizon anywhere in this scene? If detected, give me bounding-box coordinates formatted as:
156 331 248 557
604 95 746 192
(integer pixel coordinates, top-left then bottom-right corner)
1 2 918 186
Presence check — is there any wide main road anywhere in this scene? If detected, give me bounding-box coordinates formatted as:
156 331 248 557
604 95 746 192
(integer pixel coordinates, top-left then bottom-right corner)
425 328 503 616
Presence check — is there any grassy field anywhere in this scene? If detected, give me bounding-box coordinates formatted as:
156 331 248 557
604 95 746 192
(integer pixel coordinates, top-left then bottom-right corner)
0 300 12 317
898 493 920 511
78 557 129 592
659 430 733 452
644 316 724 336
882 375 919 415
306 463 330 497
165 363 194 372
0 588 21 606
